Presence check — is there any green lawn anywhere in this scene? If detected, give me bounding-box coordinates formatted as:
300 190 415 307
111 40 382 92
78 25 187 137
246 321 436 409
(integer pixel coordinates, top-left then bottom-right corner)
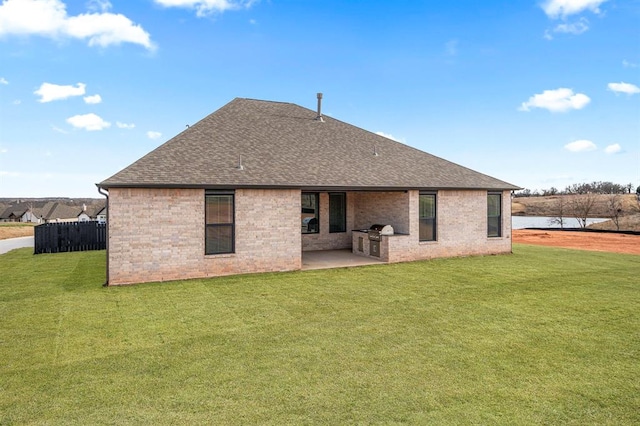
1 246 638 425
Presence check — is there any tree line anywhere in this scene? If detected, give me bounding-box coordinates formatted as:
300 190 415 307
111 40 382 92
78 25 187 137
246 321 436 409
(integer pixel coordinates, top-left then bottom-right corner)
514 181 638 198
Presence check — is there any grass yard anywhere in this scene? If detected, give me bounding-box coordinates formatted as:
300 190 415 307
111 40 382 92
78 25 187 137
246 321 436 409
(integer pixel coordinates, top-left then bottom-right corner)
1 246 638 424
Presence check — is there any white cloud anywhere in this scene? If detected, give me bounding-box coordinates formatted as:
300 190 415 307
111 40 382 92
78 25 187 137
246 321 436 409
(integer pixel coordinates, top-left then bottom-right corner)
147 130 162 139
607 82 640 95
604 143 622 154
0 77 8 84
0 0 154 50
445 39 458 56
519 88 590 112
565 139 597 152
34 82 85 102
249 18 256 24
12 99 21 105
116 121 135 129
66 113 111 131
0 148 8 154
375 131 400 142
154 0 257 17
83 94 102 104
376 131 407 144
553 18 589 35
87 0 112 13
623 60 638 68
541 0 608 19
52 125 68 134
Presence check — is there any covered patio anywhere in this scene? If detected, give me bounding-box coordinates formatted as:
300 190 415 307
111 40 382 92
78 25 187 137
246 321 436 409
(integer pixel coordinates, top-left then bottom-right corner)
301 249 384 270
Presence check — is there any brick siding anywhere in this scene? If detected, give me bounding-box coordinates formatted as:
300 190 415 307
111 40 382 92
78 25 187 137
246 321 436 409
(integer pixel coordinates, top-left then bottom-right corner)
108 188 300 285
351 190 512 263
108 188 512 285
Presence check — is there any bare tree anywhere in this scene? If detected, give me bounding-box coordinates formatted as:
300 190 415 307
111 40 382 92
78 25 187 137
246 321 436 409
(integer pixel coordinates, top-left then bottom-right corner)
567 193 597 228
607 195 623 231
548 196 566 229
626 183 634 194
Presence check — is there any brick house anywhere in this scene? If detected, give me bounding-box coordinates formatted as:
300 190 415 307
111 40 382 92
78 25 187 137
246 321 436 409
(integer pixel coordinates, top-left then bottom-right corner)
98 96 519 285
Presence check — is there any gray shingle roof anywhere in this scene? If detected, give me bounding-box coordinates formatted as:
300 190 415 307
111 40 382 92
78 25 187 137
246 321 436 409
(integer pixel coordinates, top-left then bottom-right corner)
99 98 519 191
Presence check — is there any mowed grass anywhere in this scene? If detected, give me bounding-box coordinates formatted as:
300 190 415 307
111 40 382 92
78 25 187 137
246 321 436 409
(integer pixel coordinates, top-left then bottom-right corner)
1 246 638 424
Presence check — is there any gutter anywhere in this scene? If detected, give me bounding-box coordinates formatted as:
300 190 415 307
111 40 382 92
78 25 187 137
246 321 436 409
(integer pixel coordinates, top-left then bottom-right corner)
97 186 109 287
96 183 521 192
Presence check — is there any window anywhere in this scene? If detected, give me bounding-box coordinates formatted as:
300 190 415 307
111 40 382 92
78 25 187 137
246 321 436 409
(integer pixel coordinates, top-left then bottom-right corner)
419 192 437 241
329 193 346 233
301 192 319 234
205 191 234 254
487 192 502 237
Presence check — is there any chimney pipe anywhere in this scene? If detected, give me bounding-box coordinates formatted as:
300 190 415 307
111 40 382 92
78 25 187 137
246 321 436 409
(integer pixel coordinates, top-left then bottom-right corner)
316 92 324 122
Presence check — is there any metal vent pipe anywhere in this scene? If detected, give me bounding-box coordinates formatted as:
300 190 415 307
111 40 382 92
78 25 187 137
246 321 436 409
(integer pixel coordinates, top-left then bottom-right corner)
316 92 324 122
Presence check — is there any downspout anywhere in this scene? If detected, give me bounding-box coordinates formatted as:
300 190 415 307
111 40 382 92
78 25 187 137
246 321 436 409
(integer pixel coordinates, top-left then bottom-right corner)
98 186 109 287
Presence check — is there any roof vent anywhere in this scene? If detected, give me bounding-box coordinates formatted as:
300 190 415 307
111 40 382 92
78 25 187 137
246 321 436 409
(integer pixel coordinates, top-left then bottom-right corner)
373 145 379 156
315 92 324 122
236 154 244 170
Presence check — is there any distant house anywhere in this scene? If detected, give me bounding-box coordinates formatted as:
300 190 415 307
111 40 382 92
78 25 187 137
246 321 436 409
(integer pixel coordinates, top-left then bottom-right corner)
1 209 24 222
33 202 82 223
1 201 106 224
20 209 40 223
95 207 107 224
77 204 107 222
98 96 519 286
1 202 39 222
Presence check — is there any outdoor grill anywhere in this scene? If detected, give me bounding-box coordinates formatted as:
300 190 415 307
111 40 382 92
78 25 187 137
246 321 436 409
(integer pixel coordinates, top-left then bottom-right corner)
367 224 394 257
368 224 394 241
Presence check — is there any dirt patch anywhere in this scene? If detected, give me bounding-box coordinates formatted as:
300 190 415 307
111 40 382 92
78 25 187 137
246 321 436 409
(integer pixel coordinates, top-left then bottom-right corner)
513 229 640 255
0 224 35 240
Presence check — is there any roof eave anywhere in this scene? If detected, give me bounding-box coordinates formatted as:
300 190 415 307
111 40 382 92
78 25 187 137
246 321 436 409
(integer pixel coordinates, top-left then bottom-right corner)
96 182 521 191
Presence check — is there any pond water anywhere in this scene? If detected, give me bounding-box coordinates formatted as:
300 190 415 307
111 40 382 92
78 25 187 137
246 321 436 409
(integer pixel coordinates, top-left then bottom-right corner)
512 216 609 229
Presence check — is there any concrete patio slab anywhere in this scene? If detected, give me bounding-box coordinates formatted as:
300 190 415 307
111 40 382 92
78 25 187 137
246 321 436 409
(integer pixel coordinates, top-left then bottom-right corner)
302 249 383 270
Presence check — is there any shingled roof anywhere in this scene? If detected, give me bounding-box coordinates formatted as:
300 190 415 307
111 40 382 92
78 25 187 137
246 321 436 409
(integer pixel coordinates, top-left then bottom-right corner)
99 98 518 191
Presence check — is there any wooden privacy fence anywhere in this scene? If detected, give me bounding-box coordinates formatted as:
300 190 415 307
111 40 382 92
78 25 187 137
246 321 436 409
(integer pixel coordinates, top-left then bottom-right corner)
34 222 106 254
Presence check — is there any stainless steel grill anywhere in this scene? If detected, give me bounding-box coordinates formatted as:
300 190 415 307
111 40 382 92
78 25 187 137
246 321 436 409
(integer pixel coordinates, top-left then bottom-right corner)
368 224 394 240
367 224 393 257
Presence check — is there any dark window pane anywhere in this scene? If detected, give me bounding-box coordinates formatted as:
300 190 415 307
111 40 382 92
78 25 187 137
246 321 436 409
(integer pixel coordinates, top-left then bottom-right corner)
206 195 233 224
419 195 435 218
205 192 234 254
206 225 233 254
419 193 437 241
419 218 435 241
487 193 502 237
329 193 346 233
487 194 501 217
302 193 319 234
487 217 500 238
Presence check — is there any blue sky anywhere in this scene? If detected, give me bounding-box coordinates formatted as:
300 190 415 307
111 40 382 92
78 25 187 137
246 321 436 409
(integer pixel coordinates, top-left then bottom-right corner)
0 0 638 197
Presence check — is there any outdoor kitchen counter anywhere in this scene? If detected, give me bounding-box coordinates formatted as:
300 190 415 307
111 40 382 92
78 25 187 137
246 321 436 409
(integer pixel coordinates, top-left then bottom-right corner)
351 230 409 236
352 230 410 262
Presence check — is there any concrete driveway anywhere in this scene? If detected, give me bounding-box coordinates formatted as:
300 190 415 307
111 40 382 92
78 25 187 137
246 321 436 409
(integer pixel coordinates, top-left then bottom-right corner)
0 236 34 255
